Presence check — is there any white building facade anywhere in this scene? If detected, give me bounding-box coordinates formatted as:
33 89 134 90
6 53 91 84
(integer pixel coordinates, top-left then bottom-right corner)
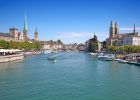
123 37 140 46
41 41 63 50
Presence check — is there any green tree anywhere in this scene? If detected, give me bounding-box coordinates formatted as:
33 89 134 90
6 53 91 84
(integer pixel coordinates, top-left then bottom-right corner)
0 40 10 49
57 39 63 44
9 41 19 49
88 38 98 52
108 46 116 53
33 41 42 50
0 40 42 51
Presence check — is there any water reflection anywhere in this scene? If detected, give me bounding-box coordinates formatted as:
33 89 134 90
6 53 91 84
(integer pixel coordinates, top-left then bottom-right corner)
0 59 23 72
0 52 140 100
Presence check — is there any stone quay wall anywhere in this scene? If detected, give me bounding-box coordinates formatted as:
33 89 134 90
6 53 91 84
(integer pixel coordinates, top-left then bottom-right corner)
0 53 24 63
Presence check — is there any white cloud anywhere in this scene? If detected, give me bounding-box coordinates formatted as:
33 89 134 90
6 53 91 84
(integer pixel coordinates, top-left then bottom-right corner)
57 32 108 38
57 32 109 43
120 27 140 31
57 32 94 38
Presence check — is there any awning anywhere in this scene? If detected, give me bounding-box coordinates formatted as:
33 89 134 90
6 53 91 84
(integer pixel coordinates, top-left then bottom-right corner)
0 49 22 53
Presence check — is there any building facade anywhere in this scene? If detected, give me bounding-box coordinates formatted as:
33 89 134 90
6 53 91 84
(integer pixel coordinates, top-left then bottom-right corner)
0 32 14 41
41 41 63 50
0 14 39 42
106 21 138 47
123 37 140 46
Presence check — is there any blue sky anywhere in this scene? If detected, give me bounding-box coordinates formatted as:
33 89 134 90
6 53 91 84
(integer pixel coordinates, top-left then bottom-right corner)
0 0 140 43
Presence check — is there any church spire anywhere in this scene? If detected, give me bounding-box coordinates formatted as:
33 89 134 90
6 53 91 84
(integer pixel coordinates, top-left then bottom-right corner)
23 12 28 33
133 24 136 34
23 12 28 41
34 27 38 41
93 32 97 41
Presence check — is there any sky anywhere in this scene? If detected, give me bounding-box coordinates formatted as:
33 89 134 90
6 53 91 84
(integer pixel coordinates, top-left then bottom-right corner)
0 0 140 44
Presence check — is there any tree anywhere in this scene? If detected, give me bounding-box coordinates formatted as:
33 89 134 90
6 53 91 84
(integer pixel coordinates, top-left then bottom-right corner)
57 39 63 44
91 42 98 52
0 40 10 49
107 45 140 54
112 40 118 46
9 41 19 49
88 35 99 52
33 41 42 50
0 40 42 51
108 46 116 53
102 41 106 48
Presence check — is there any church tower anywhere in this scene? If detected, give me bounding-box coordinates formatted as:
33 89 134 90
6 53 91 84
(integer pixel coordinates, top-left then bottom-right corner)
109 21 115 37
115 22 119 34
34 27 38 41
23 13 29 41
133 24 136 34
9 27 19 41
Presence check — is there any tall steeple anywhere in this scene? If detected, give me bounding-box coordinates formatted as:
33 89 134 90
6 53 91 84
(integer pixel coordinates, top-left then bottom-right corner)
115 22 119 34
93 32 97 41
23 12 28 33
109 21 115 37
23 12 28 41
111 21 114 27
133 24 136 34
34 27 38 41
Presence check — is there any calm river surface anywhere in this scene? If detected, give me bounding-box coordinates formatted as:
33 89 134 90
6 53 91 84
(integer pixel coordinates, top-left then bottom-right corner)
0 52 140 100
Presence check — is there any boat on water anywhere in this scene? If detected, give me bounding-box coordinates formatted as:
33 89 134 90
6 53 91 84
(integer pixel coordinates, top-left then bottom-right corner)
89 53 98 56
44 50 58 54
98 55 113 61
134 63 140 66
127 61 137 65
44 50 52 54
52 51 58 54
114 59 122 61
98 53 115 61
117 60 128 63
47 57 56 63
127 57 140 66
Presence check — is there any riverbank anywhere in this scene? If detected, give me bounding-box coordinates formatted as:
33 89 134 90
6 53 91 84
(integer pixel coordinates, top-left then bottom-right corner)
0 49 44 63
0 53 24 63
23 51 43 56
92 52 140 66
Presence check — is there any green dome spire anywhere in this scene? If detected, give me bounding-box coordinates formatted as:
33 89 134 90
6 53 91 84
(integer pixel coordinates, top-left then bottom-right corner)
23 12 28 33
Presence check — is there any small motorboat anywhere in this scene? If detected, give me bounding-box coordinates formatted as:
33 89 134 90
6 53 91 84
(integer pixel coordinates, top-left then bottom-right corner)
90 53 98 56
134 62 140 66
98 55 113 61
114 59 122 61
47 58 56 63
127 61 137 65
117 60 128 63
44 50 52 54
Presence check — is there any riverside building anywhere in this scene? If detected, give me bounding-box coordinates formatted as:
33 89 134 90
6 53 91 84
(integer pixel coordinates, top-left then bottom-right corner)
0 14 38 42
123 36 140 46
106 21 139 46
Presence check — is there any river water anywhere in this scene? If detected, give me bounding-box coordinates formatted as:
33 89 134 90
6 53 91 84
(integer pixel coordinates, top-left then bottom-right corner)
0 52 140 100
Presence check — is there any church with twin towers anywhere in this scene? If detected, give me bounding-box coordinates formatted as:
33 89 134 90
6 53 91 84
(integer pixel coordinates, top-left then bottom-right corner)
0 13 39 42
109 21 119 37
106 21 139 46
